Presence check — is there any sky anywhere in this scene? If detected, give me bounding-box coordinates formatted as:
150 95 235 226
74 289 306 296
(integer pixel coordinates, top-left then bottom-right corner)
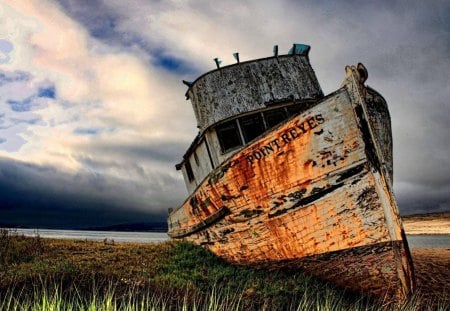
0 0 448 229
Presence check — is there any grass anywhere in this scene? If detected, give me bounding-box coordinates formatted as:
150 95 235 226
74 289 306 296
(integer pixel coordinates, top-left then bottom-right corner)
0 229 448 310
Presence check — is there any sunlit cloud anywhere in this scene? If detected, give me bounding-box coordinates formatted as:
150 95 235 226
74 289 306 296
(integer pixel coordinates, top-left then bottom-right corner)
0 0 448 228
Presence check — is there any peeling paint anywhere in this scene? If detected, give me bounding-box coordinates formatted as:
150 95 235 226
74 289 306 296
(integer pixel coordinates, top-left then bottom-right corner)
168 59 414 301
188 55 323 131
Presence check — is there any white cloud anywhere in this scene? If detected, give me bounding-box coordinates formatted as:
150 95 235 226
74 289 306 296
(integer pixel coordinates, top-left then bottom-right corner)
0 0 448 219
0 0 195 164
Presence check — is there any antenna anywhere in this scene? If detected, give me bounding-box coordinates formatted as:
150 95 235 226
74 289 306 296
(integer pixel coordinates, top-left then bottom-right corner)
182 80 193 87
273 45 278 57
214 58 222 69
233 52 240 63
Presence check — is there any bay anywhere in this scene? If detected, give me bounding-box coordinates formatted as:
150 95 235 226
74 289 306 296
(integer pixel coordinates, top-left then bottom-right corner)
4 228 169 243
406 234 450 249
4 228 450 248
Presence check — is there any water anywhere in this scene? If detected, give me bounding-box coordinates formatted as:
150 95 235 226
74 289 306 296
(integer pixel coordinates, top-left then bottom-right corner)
406 234 450 249
4 228 169 243
3 228 449 248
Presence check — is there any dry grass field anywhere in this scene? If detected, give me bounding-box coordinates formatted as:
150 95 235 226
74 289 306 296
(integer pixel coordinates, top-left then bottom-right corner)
0 212 449 310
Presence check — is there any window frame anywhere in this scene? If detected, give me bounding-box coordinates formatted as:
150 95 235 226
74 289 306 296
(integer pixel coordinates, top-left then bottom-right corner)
216 119 243 153
215 104 303 154
239 113 266 143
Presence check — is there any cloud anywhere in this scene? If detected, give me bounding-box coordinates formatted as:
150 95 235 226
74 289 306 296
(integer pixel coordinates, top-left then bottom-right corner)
0 0 448 230
0 39 13 64
6 98 33 112
0 70 31 86
56 0 198 75
82 0 450 215
1 0 196 167
0 156 178 228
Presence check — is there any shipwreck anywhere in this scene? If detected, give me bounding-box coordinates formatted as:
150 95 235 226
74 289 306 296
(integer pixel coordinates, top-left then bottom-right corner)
168 44 415 300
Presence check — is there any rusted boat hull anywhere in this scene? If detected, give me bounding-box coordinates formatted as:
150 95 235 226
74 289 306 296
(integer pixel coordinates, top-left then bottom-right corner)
168 66 414 300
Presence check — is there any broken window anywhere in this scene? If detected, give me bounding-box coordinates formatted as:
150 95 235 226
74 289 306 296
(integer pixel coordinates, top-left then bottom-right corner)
240 113 266 143
216 105 303 153
216 120 243 153
287 105 303 116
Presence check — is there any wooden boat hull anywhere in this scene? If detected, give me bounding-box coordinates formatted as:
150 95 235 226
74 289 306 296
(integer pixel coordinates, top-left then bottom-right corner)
168 66 415 300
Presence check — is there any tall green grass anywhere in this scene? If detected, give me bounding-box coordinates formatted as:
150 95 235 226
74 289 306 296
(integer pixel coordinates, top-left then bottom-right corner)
1 282 448 311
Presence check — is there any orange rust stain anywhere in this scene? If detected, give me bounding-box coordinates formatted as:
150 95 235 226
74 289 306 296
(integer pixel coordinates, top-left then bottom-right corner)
171 99 395 262
167 68 413 302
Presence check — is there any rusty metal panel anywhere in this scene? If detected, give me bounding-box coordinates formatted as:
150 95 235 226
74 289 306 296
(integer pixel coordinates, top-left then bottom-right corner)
169 89 364 231
169 66 414 301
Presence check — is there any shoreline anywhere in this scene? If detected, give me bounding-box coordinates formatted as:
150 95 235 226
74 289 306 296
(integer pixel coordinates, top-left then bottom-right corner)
402 212 450 235
2 211 449 236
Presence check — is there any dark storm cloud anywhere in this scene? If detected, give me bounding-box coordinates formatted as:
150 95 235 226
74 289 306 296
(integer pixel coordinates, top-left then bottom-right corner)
0 157 173 228
55 0 449 216
280 0 450 215
396 185 450 216
1 0 447 233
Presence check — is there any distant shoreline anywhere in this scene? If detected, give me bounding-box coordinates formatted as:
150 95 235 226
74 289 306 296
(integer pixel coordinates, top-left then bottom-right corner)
2 212 449 235
0 222 168 233
402 212 450 235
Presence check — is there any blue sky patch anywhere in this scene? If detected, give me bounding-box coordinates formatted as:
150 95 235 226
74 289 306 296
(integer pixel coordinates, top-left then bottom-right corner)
154 55 188 72
6 98 33 112
150 50 199 75
38 86 56 99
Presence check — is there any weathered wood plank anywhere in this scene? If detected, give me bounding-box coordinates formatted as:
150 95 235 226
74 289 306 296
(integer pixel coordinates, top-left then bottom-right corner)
168 64 414 301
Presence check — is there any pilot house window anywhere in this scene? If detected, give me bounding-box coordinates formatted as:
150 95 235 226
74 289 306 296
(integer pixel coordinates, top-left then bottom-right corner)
240 114 265 143
216 120 243 153
264 109 287 128
215 106 301 154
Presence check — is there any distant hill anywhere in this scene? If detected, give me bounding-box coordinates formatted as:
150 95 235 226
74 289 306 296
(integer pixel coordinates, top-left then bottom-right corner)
402 211 450 220
402 212 450 235
84 222 168 232
0 222 168 232
0 223 31 229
